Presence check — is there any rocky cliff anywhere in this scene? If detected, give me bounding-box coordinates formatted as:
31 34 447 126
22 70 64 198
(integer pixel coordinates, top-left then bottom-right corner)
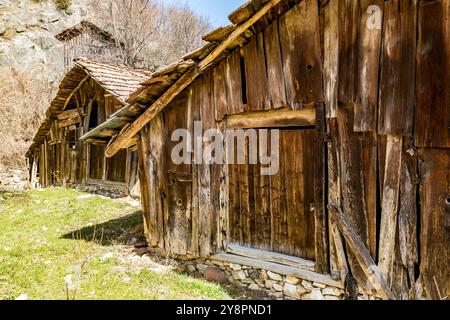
0 0 92 80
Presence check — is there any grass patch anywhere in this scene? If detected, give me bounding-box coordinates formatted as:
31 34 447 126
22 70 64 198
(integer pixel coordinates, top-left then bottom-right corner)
0 188 230 300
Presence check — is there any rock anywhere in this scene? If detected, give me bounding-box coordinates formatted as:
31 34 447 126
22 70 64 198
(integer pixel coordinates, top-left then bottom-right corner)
187 265 196 273
241 278 255 285
248 284 259 291
313 282 327 289
232 270 246 281
259 270 268 282
265 280 274 289
196 264 208 274
322 287 344 297
325 296 341 300
269 292 283 299
254 280 264 287
302 289 324 300
267 271 283 281
204 267 228 284
15 293 28 300
283 283 300 299
297 285 309 296
248 269 259 279
273 283 283 292
285 276 300 285
15 24 26 33
229 263 242 271
100 252 114 261
134 247 148 256
301 280 313 290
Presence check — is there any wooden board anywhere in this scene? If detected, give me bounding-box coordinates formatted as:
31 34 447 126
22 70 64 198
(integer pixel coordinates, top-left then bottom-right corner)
322 0 339 118
378 0 417 135
264 21 287 109
279 0 323 109
419 148 450 300
241 33 270 111
224 49 244 115
353 0 383 132
414 0 450 148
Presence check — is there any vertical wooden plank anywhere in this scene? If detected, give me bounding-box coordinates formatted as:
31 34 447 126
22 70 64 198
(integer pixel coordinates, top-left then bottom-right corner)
253 134 271 251
264 21 287 109
378 0 417 135
322 0 339 118
338 0 359 105
242 34 269 111
336 0 370 289
290 130 306 258
188 82 200 256
137 131 152 246
419 148 450 300
414 0 450 148
218 121 229 251
225 50 244 115
213 60 228 122
198 71 215 256
378 135 402 284
279 0 323 109
361 132 378 259
315 103 328 273
327 118 341 279
391 136 419 299
269 144 281 253
354 0 383 132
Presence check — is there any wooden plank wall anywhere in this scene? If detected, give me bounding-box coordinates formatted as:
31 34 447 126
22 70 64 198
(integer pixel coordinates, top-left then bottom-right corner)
138 0 326 264
35 77 138 195
322 0 450 299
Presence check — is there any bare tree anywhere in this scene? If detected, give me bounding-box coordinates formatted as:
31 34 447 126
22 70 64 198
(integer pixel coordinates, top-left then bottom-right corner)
89 0 211 70
91 0 164 68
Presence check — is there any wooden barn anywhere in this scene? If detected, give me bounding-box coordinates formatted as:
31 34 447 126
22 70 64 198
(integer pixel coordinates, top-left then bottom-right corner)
81 0 449 300
26 58 151 197
56 21 120 72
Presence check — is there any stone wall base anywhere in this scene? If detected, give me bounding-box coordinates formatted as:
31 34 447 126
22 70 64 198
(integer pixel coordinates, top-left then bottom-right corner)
185 258 380 300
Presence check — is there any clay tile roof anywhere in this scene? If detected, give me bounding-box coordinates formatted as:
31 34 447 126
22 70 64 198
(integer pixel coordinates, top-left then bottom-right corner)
74 58 152 103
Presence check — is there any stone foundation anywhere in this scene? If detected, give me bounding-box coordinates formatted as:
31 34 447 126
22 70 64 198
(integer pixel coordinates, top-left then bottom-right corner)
185 258 379 300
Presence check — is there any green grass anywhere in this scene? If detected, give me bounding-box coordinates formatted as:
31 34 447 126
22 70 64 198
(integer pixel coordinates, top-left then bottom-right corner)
0 188 231 300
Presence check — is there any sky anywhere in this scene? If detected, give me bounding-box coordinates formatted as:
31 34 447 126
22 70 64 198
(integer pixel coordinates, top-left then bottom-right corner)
161 0 247 27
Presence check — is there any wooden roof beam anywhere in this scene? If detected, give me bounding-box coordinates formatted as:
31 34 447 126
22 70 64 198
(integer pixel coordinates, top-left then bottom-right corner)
105 0 283 157
62 75 89 111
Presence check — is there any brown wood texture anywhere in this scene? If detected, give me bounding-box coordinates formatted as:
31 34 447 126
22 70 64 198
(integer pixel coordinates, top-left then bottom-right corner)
414 0 450 148
353 0 383 132
419 149 450 300
279 0 323 109
228 129 316 260
378 0 417 135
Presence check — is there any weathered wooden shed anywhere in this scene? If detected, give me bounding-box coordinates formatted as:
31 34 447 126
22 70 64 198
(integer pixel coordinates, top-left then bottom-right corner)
27 58 151 197
81 0 449 299
56 21 119 72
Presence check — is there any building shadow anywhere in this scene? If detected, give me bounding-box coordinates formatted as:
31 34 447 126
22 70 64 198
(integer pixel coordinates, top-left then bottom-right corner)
61 211 144 246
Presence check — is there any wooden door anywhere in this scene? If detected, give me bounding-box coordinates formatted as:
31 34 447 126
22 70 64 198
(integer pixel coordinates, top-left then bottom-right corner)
229 128 316 260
